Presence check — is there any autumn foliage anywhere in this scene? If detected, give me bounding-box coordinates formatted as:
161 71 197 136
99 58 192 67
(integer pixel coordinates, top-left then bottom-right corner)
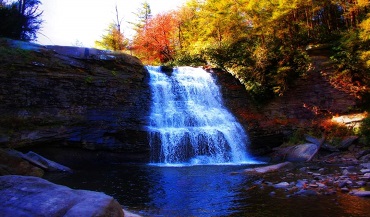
132 12 178 64
129 0 370 102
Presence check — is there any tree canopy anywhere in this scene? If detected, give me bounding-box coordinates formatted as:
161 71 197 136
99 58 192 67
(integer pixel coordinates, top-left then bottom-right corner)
128 0 370 102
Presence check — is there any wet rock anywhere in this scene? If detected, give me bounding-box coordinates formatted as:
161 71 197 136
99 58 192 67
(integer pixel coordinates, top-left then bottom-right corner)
294 189 318 196
356 150 370 159
321 143 340 152
274 182 290 188
361 163 370 169
338 136 358 150
296 180 308 188
352 191 370 197
360 154 370 162
7 150 72 173
0 175 124 217
284 143 321 162
360 169 370 174
244 162 294 174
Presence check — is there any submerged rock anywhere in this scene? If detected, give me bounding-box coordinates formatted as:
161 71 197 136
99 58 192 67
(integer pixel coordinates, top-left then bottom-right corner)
0 175 124 217
244 162 294 174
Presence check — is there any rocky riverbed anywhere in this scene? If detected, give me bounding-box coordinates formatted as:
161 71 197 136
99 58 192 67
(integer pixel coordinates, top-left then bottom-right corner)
244 152 370 198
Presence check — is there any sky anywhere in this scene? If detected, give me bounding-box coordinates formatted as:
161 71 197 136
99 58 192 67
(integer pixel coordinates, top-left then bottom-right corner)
36 0 187 47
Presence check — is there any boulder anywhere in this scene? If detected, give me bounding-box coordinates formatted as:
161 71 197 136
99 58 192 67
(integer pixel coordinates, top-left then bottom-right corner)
275 143 320 162
244 162 294 174
0 175 124 217
338 136 358 150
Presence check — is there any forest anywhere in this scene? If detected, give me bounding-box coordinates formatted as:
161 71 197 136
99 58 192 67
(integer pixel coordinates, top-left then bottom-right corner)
1 0 369 103
126 0 370 104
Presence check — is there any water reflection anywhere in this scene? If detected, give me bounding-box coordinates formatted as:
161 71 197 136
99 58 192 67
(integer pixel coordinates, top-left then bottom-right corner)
144 165 247 217
45 163 370 217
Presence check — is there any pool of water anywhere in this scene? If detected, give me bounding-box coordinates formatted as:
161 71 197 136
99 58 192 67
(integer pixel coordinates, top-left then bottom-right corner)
44 163 370 217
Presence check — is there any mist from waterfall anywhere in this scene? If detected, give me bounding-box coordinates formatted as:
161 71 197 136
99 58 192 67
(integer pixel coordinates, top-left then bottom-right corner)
147 66 255 166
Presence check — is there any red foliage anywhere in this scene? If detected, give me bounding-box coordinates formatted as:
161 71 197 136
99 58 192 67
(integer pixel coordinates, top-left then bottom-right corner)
133 12 178 64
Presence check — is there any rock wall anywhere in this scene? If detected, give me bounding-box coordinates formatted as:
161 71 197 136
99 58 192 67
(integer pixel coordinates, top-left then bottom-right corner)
209 51 359 155
0 40 359 158
0 40 151 161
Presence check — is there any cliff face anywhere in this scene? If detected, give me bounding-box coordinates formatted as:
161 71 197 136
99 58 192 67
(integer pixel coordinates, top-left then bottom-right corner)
0 40 151 160
211 50 359 155
0 40 359 159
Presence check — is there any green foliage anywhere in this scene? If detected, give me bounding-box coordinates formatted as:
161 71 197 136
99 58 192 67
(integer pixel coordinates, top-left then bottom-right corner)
129 0 370 104
172 52 207 67
95 23 128 51
283 128 306 147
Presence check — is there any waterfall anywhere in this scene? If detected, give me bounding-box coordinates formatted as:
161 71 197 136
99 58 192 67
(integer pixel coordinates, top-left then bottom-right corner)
147 66 254 165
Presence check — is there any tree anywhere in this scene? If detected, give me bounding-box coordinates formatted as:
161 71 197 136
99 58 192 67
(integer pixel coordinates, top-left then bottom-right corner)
130 1 152 33
95 23 128 51
133 12 177 63
95 5 128 51
0 0 42 41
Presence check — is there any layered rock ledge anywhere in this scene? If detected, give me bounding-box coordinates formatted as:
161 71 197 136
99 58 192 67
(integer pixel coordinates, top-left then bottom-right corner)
0 39 151 160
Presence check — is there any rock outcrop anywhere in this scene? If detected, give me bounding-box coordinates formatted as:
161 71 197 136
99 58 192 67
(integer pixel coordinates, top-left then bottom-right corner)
208 49 359 155
0 39 151 161
0 175 124 217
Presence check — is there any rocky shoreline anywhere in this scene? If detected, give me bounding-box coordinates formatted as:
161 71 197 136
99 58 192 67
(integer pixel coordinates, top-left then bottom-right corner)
243 148 370 199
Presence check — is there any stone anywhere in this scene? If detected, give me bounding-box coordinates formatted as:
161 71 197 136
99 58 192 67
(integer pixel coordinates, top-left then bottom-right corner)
361 163 370 169
355 150 370 159
0 149 44 177
282 143 321 162
352 191 370 197
24 151 73 172
0 175 124 217
294 189 318 196
321 143 340 152
7 150 72 173
360 169 370 174
338 136 358 150
296 180 308 188
274 182 290 188
360 154 370 162
244 162 294 174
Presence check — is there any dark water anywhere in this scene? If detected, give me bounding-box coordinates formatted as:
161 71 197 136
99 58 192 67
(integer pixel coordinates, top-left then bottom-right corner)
44 163 370 217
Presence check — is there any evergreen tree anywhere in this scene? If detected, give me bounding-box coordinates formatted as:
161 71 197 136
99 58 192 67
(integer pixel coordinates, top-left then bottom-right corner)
0 0 42 41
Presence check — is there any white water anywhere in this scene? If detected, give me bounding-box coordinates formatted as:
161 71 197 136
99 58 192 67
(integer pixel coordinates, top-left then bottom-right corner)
147 66 255 166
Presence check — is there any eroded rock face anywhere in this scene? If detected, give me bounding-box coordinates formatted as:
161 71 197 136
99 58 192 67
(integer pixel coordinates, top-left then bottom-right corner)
0 175 124 217
0 40 151 161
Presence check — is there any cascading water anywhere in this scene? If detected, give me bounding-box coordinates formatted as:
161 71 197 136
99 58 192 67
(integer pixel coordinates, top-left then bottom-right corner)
147 66 255 165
